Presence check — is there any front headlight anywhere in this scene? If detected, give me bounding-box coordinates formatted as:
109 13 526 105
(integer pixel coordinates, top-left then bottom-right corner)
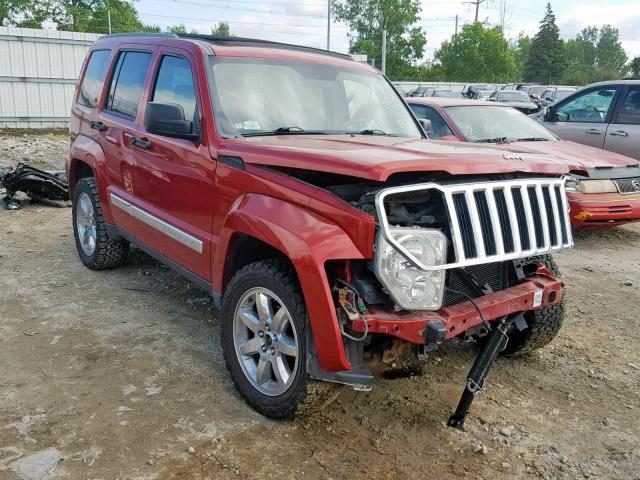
374 228 447 310
565 176 581 193
579 179 618 194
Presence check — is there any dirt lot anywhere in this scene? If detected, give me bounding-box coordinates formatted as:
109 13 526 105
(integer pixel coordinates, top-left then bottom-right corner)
1 134 639 479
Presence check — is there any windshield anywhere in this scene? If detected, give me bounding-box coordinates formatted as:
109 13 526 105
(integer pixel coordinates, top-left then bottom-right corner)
498 91 530 102
445 105 557 142
556 89 576 101
528 86 546 96
209 57 421 137
433 90 462 98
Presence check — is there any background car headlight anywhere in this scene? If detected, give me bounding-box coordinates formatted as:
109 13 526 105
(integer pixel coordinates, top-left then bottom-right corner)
579 179 618 194
375 228 447 310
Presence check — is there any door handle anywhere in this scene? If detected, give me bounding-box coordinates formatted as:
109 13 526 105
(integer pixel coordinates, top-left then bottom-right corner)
131 136 152 149
586 128 603 135
90 121 107 132
609 130 629 137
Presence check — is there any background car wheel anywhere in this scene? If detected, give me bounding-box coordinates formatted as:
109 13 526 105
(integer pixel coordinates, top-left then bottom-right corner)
72 177 129 270
501 254 565 356
222 259 309 419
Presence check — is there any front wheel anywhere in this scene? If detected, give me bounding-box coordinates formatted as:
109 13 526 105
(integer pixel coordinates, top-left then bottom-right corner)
221 259 308 419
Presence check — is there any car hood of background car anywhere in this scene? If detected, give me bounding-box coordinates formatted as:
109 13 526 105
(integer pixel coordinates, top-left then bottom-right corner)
501 100 537 109
502 140 640 171
220 135 586 182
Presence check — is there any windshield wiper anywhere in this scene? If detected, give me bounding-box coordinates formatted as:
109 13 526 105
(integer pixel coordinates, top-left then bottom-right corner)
357 129 387 135
241 127 328 137
512 137 549 142
475 137 509 144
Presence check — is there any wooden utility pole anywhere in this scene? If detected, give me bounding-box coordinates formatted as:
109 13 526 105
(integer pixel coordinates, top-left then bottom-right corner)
464 0 486 23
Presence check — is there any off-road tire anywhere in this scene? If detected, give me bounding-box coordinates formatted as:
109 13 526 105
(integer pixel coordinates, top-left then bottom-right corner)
221 259 310 419
72 177 129 269
501 254 564 356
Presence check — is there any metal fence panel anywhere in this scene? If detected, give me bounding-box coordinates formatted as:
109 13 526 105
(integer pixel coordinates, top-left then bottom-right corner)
0 27 101 128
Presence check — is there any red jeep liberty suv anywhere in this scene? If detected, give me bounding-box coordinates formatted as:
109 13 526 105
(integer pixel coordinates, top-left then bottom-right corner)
68 33 576 425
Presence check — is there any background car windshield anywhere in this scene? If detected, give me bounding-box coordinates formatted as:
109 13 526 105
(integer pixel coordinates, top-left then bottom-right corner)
498 91 530 102
528 86 546 96
209 57 421 137
445 105 556 142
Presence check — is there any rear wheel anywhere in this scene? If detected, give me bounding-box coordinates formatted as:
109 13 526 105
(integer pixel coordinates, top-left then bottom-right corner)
222 259 308 419
501 254 565 355
72 177 129 269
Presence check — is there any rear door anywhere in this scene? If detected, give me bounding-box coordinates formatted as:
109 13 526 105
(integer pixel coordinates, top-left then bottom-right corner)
543 86 621 148
605 85 640 160
94 47 155 235
130 49 215 282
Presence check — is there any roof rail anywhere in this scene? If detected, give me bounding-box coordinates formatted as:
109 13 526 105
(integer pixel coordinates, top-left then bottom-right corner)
176 33 353 60
98 32 178 39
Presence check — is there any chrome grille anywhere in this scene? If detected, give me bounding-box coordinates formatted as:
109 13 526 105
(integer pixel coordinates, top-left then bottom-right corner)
613 177 640 194
375 178 573 271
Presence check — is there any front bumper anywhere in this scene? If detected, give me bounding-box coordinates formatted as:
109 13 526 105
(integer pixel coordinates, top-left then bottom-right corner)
351 266 563 344
568 192 640 229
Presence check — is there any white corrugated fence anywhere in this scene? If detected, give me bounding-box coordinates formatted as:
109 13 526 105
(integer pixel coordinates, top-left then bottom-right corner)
0 27 101 128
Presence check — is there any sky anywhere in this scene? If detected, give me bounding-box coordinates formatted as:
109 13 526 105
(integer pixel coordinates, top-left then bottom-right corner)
130 0 640 61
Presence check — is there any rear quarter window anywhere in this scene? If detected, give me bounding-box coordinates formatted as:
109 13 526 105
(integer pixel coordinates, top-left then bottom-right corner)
77 50 111 108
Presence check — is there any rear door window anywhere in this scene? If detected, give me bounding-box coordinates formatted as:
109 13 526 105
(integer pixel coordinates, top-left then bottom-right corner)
105 51 152 119
151 55 198 123
612 87 640 125
77 50 111 108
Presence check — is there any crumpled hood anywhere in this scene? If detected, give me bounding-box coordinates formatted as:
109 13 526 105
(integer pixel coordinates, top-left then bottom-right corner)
491 140 640 172
219 135 584 182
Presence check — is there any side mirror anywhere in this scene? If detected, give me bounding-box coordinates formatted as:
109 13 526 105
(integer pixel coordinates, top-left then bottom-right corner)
544 106 556 121
418 118 432 134
145 102 199 141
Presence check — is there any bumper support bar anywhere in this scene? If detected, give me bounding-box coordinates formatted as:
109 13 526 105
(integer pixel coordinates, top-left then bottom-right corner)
447 317 513 430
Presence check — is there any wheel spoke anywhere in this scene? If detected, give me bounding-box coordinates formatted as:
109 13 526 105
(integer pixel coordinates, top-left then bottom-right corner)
276 335 297 357
238 307 261 333
238 336 262 355
271 308 288 334
255 292 273 324
272 353 291 386
255 358 272 386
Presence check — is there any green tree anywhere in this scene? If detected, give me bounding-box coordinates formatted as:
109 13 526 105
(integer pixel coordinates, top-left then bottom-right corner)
1 0 52 27
511 34 531 81
331 0 426 79
434 23 516 82
211 21 231 37
524 2 565 83
563 25 628 84
630 56 640 77
595 25 628 80
86 0 146 34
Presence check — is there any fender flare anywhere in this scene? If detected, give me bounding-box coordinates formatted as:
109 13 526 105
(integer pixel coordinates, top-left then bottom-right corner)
215 193 367 373
69 135 113 223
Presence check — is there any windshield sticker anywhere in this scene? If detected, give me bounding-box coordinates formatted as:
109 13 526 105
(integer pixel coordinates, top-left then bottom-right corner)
235 120 262 130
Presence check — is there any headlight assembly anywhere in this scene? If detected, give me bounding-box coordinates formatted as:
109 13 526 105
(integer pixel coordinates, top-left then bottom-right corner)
579 179 618 194
374 228 447 310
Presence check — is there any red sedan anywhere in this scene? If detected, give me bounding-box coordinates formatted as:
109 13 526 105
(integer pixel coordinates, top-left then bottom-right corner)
407 97 640 229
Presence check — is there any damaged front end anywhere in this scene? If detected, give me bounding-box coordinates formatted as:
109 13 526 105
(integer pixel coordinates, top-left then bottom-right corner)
319 176 573 427
0 163 70 210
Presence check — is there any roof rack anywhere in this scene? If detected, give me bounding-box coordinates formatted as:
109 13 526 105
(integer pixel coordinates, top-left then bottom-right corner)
98 32 178 39
176 33 353 60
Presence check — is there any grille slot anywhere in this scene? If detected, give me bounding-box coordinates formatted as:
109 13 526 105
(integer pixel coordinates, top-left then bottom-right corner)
613 177 640 194
375 178 574 271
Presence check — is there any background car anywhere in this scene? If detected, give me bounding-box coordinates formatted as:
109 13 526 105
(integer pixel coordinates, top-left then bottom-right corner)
536 86 577 108
488 90 539 114
409 86 435 97
431 88 463 99
521 84 548 100
406 97 640 229
538 79 639 159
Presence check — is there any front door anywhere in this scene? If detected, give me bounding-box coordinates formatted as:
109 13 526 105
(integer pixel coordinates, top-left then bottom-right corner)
131 50 215 282
605 86 640 160
544 86 620 149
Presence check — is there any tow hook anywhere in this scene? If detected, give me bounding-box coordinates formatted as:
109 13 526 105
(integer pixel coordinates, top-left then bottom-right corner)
447 316 515 430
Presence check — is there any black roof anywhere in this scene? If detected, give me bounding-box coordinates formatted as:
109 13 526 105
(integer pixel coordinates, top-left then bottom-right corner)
98 32 352 61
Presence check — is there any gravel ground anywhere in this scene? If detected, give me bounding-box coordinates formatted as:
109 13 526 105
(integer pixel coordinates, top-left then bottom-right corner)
1 134 639 479
0 131 68 171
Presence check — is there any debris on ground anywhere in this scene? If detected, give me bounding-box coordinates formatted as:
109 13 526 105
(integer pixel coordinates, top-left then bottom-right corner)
7 448 64 480
1 163 70 210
